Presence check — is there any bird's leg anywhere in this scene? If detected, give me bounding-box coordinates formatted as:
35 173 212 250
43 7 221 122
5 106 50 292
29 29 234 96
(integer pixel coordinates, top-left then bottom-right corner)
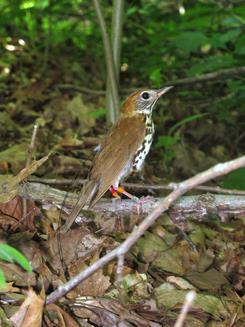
109 186 121 198
110 185 141 212
109 185 138 201
117 186 146 214
109 186 122 210
110 186 153 214
116 186 139 202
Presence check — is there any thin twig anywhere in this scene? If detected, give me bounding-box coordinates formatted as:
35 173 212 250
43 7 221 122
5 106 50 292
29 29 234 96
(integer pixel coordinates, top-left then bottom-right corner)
25 124 39 168
54 84 105 95
23 124 39 217
167 66 245 86
117 254 124 287
28 177 245 196
55 65 245 96
174 291 196 327
124 182 245 196
46 155 245 304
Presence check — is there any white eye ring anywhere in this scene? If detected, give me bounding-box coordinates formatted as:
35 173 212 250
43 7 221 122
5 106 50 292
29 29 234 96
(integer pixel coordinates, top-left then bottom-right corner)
141 91 150 100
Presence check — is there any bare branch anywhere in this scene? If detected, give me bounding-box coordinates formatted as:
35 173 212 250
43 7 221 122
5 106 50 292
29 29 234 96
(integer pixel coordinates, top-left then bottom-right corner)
54 84 105 95
167 66 245 86
28 177 245 196
21 182 245 223
45 155 245 304
55 66 245 95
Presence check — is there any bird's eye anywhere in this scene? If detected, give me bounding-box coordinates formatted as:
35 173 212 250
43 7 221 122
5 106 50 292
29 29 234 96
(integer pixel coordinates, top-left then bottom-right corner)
141 92 150 100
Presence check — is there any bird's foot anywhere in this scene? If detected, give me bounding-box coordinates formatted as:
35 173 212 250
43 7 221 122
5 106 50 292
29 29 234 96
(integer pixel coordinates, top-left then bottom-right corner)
132 195 154 215
109 186 122 210
110 186 139 201
112 195 122 210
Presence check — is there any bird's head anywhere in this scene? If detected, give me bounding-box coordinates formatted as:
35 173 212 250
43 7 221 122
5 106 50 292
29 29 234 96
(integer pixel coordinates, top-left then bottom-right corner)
121 86 173 116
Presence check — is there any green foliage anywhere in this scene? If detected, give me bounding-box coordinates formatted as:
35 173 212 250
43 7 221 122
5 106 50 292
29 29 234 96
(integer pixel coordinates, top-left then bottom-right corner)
175 31 208 54
0 243 32 288
0 0 243 83
156 136 179 149
168 113 209 136
88 108 106 119
0 243 32 272
220 168 245 190
156 135 179 167
150 68 162 87
0 144 28 162
0 269 6 287
123 2 244 79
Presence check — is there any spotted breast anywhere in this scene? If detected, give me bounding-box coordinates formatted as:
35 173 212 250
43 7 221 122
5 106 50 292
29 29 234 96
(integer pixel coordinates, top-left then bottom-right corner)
132 112 154 172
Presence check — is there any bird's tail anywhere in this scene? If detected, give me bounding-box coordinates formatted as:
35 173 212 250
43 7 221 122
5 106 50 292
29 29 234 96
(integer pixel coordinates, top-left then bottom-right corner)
60 180 98 233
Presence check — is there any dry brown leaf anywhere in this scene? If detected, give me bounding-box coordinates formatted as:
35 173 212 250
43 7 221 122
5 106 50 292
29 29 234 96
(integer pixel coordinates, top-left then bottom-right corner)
66 94 95 134
46 228 112 298
0 196 41 231
47 227 108 269
0 262 36 286
0 282 20 293
0 161 9 173
69 259 111 298
72 297 150 327
0 154 50 203
10 288 45 327
46 304 80 327
13 81 49 103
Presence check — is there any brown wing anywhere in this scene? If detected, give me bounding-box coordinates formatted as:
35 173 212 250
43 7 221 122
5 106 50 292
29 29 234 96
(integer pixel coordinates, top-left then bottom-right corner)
87 114 146 206
61 114 146 233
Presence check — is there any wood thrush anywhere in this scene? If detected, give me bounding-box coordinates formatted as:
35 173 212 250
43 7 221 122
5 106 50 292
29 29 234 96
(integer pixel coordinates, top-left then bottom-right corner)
62 86 173 232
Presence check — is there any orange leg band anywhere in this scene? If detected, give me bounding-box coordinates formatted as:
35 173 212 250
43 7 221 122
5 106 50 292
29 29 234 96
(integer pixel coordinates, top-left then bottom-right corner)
117 186 125 193
109 186 120 197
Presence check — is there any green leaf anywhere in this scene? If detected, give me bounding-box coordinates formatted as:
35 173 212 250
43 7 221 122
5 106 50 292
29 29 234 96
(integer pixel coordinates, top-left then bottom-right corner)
174 31 208 53
220 168 245 190
0 243 32 272
20 1 35 10
235 46 245 55
168 113 209 135
187 54 235 76
0 143 28 162
0 269 6 288
88 108 106 119
149 68 162 87
227 80 245 95
219 29 241 44
186 269 228 290
156 135 179 149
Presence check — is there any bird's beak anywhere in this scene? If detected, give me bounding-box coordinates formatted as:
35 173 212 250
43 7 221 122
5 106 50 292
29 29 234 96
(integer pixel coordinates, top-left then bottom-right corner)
157 86 173 97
